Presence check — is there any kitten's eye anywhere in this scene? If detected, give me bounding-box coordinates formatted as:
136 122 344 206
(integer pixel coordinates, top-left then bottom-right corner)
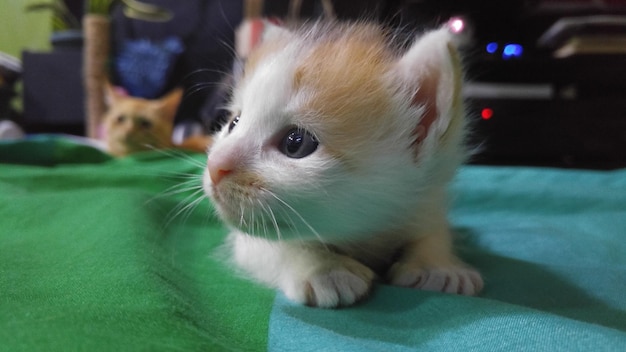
116 115 126 124
279 128 319 159
138 118 152 129
228 116 240 133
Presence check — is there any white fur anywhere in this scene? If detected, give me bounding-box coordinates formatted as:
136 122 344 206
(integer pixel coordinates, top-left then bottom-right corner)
204 23 483 308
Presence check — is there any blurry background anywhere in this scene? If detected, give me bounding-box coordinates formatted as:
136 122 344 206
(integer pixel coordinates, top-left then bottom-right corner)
0 0 625 169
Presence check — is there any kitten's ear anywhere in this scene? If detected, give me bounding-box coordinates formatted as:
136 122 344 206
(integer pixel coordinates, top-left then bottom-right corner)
157 87 184 120
236 19 291 58
394 26 464 155
261 20 291 42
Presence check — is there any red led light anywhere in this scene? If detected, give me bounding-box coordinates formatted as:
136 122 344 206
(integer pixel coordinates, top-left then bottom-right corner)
481 108 494 120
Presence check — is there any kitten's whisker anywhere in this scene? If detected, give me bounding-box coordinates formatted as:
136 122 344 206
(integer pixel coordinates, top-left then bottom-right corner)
257 199 282 241
153 170 202 179
159 174 204 186
238 203 247 228
256 200 267 239
163 188 206 228
180 192 207 224
170 181 202 199
149 183 202 203
250 207 258 237
185 82 226 97
144 173 203 205
266 203 282 241
271 199 302 241
143 144 207 169
262 191 306 241
182 67 232 80
265 191 327 248
260 210 269 240
162 172 203 183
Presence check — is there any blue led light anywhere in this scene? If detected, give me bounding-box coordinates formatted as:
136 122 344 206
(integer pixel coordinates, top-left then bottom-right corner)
486 42 498 54
502 44 523 59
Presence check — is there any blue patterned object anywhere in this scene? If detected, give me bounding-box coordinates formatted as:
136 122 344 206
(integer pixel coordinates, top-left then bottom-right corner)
114 37 184 98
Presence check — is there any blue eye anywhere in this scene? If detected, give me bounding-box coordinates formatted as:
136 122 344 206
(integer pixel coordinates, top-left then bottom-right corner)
228 115 240 133
279 127 319 158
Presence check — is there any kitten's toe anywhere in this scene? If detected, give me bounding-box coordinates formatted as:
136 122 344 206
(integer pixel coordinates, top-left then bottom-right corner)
388 264 483 296
287 258 375 308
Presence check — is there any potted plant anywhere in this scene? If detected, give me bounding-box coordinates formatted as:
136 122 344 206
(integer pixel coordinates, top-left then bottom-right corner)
26 0 83 49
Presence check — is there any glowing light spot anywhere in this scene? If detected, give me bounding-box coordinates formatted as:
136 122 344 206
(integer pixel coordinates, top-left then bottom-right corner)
502 44 523 59
481 108 494 120
486 42 498 54
448 17 465 33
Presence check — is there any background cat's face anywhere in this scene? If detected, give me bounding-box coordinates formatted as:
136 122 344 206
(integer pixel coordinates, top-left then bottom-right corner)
103 87 182 157
205 23 463 242
104 100 172 156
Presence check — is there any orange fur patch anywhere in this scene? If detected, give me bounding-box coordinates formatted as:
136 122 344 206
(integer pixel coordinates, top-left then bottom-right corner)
292 24 397 160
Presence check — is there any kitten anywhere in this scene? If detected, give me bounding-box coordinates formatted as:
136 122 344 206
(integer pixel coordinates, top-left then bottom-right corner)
203 21 483 308
102 84 212 156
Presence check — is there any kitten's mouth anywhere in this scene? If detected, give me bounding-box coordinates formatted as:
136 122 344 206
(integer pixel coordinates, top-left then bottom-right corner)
205 180 242 215
202 174 222 201
209 184 223 202
203 173 311 239
207 186 285 236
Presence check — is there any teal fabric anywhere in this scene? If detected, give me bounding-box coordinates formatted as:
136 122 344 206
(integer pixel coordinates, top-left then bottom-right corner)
2 135 625 351
269 167 626 351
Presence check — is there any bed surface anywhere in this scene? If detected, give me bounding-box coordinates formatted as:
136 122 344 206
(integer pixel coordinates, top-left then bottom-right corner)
1 136 625 351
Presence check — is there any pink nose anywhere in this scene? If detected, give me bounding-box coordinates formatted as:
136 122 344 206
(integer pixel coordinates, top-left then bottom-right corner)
207 154 235 185
209 167 232 185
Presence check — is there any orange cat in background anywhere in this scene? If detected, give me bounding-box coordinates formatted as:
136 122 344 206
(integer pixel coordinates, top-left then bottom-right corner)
102 83 212 156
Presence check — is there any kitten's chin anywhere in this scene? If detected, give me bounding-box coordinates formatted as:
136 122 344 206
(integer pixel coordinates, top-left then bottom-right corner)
203 176 332 242
208 193 308 241
203 179 242 229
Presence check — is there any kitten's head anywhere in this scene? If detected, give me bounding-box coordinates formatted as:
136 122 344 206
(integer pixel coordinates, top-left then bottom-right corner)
103 85 182 156
204 21 466 242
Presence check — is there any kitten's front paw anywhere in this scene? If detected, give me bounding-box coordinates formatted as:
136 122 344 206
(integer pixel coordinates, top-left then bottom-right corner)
284 257 375 308
388 263 483 296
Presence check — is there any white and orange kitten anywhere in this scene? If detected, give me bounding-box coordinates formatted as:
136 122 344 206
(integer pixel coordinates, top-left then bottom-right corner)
204 21 483 308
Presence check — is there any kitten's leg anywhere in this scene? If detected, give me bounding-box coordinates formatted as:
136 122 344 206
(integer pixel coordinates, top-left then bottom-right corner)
231 232 375 308
387 225 483 296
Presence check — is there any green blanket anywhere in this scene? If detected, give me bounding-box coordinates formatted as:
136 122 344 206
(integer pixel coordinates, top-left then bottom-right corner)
1 136 625 351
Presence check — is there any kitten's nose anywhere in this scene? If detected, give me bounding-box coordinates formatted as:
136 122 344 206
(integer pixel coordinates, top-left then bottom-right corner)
207 156 234 185
209 167 232 185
